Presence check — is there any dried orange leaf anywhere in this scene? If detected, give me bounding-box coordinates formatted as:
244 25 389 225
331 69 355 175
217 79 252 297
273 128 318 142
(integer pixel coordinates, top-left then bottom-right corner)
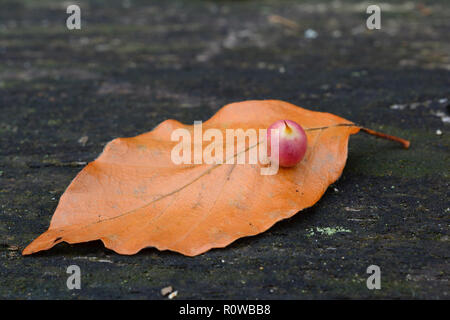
23 100 361 256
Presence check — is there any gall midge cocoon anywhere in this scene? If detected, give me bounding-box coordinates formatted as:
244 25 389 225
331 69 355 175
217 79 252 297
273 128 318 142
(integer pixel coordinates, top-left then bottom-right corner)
267 119 308 167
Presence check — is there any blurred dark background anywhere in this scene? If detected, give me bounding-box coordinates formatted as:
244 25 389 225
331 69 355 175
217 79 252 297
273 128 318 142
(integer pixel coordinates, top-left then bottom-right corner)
0 0 448 299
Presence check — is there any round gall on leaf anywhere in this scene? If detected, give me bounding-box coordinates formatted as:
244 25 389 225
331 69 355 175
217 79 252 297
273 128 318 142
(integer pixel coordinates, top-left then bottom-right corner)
267 119 308 167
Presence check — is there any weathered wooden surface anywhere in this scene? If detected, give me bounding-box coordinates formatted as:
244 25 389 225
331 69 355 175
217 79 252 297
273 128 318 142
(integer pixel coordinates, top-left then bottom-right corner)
0 0 448 299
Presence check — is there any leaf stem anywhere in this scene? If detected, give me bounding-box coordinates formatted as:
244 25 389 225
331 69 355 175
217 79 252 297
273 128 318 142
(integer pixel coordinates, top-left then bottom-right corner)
359 127 410 149
305 123 410 149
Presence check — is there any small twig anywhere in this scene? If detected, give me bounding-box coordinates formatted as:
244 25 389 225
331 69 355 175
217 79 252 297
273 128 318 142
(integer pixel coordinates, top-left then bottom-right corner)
28 161 87 168
268 14 300 31
0 243 20 251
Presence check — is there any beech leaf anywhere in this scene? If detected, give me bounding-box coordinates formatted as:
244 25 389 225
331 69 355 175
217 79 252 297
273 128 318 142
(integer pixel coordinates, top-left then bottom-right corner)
23 100 408 256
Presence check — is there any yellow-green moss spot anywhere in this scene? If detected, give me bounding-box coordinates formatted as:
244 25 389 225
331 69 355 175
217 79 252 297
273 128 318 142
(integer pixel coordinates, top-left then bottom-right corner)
307 227 352 237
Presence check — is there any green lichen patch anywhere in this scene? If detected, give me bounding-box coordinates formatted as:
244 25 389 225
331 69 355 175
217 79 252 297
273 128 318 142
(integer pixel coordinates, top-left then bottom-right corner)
306 227 352 237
